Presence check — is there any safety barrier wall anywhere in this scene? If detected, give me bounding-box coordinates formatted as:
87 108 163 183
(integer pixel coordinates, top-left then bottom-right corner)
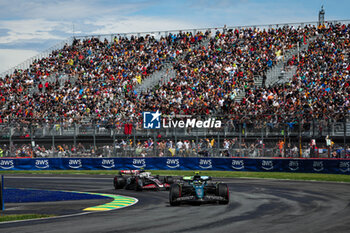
0 158 349 174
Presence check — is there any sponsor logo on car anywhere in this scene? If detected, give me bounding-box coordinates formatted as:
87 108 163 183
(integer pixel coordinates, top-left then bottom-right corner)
313 161 324 172
133 159 146 169
35 159 49 169
102 159 115 169
0 160 14 169
199 159 212 169
288 161 299 171
261 160 274 170
69 159 82 169
339 161 350 173
231 160 244 170
166 159 180 168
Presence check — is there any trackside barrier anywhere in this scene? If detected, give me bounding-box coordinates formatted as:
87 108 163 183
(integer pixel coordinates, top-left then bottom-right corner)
0 158 350 174
0 175 4 210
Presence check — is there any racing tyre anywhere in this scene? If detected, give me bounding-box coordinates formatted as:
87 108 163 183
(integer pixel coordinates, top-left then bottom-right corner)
169 184 181 206
135 177 143 191
114 176 126 189
217 183 229 205
164 176 174 184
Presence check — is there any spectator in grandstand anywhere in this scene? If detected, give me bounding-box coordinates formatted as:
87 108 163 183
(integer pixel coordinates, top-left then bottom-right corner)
346 146 350 158
38 82 43 92
176 140 183 155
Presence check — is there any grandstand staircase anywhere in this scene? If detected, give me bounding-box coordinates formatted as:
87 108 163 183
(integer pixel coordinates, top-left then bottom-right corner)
269 66 298 86
263 35 319 87
234 35 319 103
133 63 176 94
133 37 211 96
233 90 246 103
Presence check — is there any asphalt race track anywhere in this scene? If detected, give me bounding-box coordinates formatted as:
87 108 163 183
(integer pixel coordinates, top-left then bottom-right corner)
1 174 350 233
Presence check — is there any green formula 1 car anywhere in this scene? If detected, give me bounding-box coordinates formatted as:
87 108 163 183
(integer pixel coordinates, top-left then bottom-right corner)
169 173 229 206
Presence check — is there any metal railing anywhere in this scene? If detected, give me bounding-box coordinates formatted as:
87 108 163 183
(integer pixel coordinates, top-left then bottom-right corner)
0 115 348 158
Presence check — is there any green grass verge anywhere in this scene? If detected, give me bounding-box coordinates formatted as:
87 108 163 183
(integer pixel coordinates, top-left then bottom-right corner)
1 170 350 182
0 214 54 222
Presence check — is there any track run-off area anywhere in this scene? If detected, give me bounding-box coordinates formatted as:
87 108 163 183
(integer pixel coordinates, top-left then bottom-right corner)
1 174 350 233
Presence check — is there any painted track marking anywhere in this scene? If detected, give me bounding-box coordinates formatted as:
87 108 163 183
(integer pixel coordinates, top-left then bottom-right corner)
0 190 138 224
70 191 138 211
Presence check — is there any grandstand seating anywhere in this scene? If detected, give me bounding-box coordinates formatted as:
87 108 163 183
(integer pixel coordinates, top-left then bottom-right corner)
135 25 319 116
0 22 349 158
238 23 349 121
0 31 207 124
2 24 348 124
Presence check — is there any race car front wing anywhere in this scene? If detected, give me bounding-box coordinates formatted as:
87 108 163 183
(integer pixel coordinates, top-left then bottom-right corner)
174 195 227 202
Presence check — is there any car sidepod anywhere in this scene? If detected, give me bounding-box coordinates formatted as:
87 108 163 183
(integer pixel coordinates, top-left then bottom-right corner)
135 177 144 191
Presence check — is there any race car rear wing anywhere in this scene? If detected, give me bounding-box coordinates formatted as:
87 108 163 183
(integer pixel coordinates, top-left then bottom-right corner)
119 170 140 175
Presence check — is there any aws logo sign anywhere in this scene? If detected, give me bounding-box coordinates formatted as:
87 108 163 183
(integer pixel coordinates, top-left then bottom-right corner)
35 160 49 169
232 160 244 170
69 159 82 169
261 160 274 170
101 159 115 169
339 161 350 173
313 161 324 172
288 161 299 171
199 159 212 169
0 160 14 169
133 159 146 169
166 159 180 169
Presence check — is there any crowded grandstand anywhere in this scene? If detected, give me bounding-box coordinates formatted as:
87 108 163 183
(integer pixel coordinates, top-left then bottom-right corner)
0 20 349 158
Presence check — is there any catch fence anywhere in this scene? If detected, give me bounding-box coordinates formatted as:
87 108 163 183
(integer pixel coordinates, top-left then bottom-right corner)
0 115 348 158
